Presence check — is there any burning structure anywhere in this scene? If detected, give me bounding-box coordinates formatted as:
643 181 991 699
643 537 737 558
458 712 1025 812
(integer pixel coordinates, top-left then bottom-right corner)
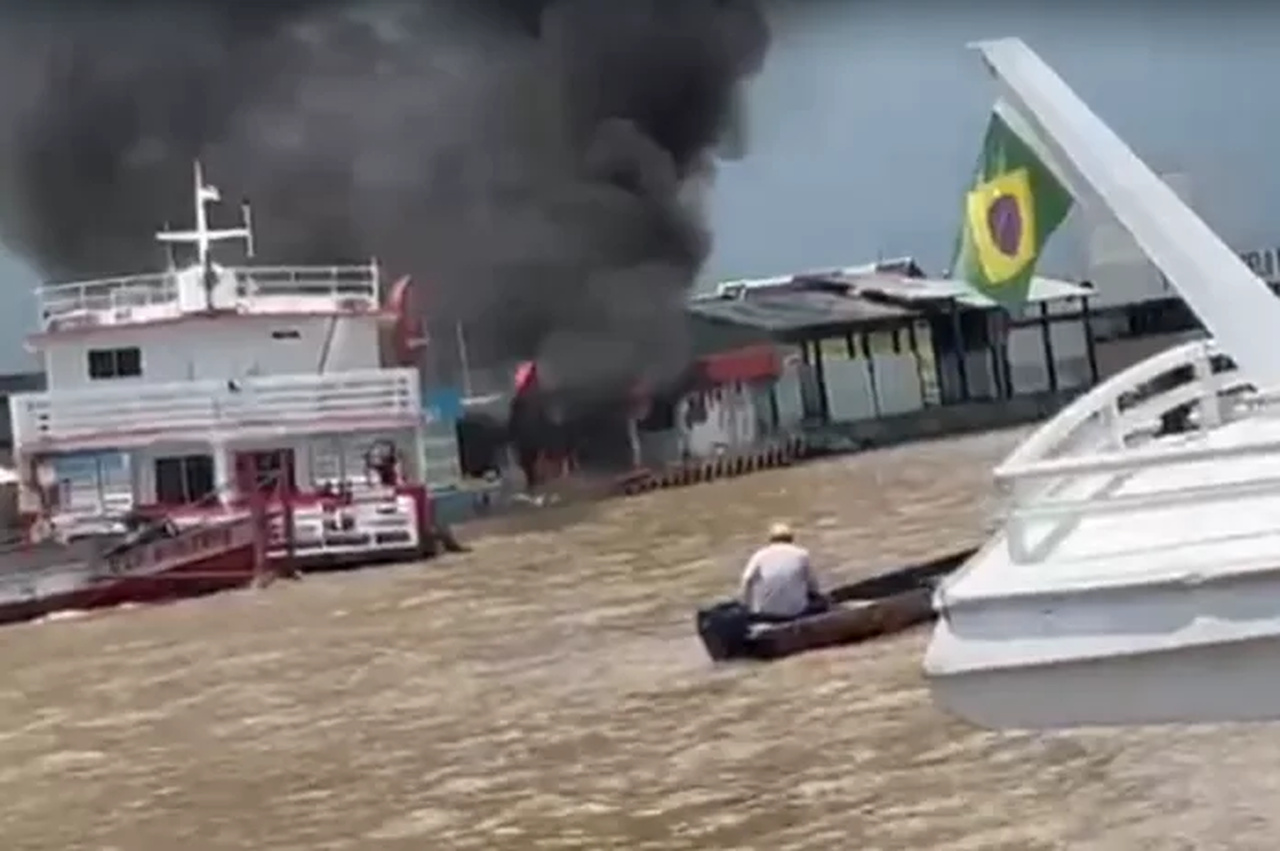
0 0 767 405
0 0 770 487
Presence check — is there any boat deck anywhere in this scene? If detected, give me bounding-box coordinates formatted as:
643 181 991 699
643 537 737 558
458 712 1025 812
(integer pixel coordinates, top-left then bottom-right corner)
946 414 1280 602
927 405 1280 720
924 333 1280 726
0 537 118 603
0 537 110 573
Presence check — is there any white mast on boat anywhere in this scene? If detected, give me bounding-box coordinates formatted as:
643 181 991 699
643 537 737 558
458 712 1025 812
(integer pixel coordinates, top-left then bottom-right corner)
155 161 256 269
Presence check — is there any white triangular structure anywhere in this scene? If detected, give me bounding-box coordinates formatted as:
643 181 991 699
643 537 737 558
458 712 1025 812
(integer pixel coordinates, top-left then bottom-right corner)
1084 171 1192 311
924 38 1280 728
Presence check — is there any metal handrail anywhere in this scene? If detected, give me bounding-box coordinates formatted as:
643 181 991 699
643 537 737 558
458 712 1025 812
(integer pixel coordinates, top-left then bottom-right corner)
0 464 288 593
10 369 421 447
35 263 380 326
997 343 1259 481
989 338 1280 564
996 340 1229 477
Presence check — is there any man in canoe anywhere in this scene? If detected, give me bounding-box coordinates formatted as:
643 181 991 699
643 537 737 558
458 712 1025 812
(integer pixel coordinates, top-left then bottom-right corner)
738 522 830 622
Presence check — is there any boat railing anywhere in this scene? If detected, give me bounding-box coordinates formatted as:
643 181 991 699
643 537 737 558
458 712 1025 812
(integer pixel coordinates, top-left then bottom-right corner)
36 263 380 329
11 368 421 448
263 490 420 556
231 264 379 306
5 468 259 582
37 273 178 327
991 338 1272 563
998 340 1231 470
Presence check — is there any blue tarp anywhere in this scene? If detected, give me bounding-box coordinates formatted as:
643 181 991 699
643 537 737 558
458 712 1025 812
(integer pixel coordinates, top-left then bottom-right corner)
423 386 463 424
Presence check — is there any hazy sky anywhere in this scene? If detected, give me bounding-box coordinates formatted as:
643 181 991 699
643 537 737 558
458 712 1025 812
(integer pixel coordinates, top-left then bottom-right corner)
710 3 1279 278
1 3 1277 372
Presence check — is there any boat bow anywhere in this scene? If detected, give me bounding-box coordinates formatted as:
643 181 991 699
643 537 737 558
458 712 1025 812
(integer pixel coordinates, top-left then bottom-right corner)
925 337 1280 726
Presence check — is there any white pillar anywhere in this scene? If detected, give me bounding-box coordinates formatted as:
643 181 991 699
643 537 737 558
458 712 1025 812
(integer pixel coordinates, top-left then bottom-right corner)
627 417 642 469
211 439 231 505
125 450 140 512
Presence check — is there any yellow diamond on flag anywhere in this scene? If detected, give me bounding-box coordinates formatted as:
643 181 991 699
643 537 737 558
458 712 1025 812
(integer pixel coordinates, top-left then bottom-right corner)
965 167 1037 286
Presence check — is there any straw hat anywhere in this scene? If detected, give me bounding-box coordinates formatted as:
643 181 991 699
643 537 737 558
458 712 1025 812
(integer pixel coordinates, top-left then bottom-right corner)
767 521 794 542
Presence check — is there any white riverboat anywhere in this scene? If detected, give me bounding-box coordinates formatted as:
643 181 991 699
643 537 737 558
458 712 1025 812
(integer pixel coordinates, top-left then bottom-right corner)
924 38 1280 728
8 163 454 570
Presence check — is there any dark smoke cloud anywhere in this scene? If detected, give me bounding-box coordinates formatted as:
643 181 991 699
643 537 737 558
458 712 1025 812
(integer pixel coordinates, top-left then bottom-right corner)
0 0 768 398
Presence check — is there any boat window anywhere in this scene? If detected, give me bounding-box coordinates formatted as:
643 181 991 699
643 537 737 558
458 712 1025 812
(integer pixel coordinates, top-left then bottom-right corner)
270 329 301 340
154 454 216 505
87 346 142 380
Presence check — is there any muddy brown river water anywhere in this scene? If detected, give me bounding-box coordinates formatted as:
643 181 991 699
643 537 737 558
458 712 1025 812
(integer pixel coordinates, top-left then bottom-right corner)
3 428 1279 850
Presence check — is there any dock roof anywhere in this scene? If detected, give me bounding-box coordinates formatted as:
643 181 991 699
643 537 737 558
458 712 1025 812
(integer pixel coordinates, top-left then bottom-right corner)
818 271 1093 309
686 283 917 337
693 258 1094 337
711 258 1092 309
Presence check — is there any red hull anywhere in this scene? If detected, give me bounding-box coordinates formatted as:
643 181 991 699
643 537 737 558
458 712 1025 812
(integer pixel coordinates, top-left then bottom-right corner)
0 520 260 627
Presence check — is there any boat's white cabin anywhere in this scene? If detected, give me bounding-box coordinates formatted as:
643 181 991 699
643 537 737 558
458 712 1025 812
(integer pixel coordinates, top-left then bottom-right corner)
8 162 444 560
33 259 387 387
30 163 391 387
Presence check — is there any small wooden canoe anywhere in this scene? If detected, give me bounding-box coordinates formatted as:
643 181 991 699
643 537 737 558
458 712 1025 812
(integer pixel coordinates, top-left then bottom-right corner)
695 547 976 662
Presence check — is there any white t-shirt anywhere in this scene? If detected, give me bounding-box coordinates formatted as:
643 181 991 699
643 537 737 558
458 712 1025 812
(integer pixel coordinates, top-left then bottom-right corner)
739 542 820 617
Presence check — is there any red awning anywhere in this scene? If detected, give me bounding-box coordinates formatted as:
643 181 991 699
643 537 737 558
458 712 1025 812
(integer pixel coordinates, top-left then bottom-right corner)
699 344 781 384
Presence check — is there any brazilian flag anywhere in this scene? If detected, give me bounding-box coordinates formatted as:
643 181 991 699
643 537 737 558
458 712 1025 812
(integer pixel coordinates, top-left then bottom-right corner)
953 110 1073 305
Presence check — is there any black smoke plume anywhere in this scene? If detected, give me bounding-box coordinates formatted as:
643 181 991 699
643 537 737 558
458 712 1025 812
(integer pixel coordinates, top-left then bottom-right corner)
0 0 768 399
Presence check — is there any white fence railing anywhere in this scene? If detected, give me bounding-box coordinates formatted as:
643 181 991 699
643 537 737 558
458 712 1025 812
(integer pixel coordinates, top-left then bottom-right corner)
990 339 1280 563
41 492 420 559
267 492 420 558
36 263 380 328
232 265 379 304
11 368 421 448
37 273 177 326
